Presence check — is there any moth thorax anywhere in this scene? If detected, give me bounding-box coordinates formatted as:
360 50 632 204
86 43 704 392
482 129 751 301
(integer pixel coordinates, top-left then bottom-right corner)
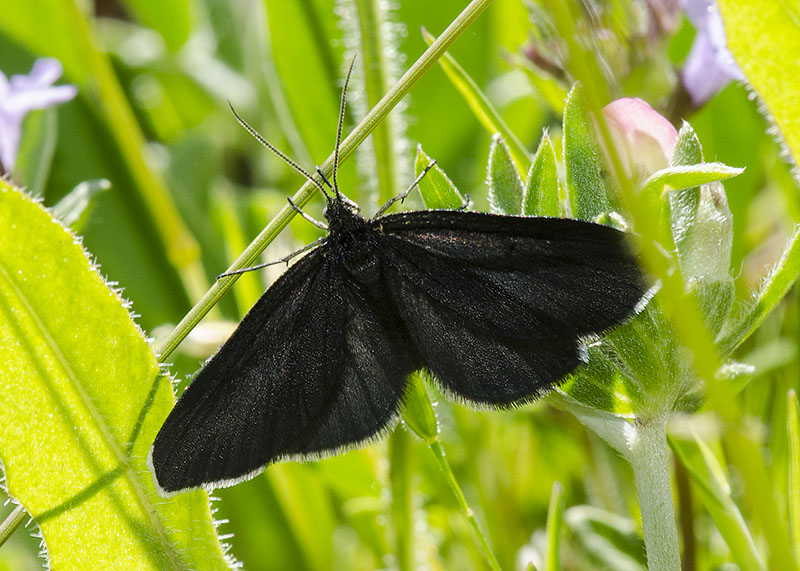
342 238 381 285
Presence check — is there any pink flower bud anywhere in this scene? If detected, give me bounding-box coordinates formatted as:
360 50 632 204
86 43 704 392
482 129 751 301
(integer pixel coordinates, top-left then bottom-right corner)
602 98 678 181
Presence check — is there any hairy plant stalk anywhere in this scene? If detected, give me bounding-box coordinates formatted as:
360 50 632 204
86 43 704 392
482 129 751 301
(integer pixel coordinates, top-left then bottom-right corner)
629 417 681 571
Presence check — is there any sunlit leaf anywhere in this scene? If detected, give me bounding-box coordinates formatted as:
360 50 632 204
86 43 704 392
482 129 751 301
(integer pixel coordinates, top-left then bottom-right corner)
0 182 227 569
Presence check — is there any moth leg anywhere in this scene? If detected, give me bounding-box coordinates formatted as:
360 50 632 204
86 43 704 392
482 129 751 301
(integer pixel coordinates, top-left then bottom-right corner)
457 194 471 212
216 237 326 279
287 196 328 230
375 160 437 218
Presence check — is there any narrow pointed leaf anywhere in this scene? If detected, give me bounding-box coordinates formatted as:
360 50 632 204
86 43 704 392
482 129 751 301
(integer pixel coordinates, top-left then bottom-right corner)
522 133 560 216
562 84 612 220
487 135 524 214
671 122 704 167
414 145 464 210
51 179 111 232
718 227 800 355
670 435 765 570
640 164 744 202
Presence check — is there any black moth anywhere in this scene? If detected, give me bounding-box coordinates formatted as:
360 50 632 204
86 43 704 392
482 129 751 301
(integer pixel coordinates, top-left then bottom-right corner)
150 66 647 495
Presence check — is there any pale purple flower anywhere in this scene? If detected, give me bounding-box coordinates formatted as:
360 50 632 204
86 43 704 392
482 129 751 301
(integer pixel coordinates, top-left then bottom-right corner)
0 58 77 172
682 0 744 105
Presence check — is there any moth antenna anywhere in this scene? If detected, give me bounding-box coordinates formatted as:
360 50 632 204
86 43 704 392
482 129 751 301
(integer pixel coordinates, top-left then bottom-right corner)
332 56 356 199
315 166 333 190
228 102 330 199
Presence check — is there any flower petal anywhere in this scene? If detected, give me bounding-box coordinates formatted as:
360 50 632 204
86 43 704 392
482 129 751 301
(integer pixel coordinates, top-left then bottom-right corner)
5 84 78 115
9 58 64 91
603 98 678 179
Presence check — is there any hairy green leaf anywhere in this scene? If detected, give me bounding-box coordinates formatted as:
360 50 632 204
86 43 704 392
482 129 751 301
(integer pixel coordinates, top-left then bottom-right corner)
719 0 800 176
562 84 612 220
0 183 228 569
414 145 464 210
487 135 524 215
522 133 560 217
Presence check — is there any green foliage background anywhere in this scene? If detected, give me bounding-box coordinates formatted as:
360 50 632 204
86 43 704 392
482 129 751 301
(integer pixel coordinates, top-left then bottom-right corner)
1 0 799 569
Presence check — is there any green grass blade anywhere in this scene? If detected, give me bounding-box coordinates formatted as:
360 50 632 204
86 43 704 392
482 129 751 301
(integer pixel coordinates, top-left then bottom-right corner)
670 435 765 570
389 430 414 571
421 27 529 177
0 182 227 569
213 187 264 316
789 390 800 560
428 441 501 571
51 179 111 233
15 108 58 197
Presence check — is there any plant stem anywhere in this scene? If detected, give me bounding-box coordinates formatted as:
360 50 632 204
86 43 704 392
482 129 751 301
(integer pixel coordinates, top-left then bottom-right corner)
629 417 681 571
0 505 25 547
545 482 564 571
429 441 501 571
389 430 414 571
155 0 495 362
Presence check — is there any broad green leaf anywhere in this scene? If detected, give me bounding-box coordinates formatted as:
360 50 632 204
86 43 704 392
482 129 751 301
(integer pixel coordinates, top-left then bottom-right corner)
718 0 800 174
421 27 529 177
522 133 559 216
414 145 464 210
487 135 524 214
562 84 612 220
670 435 765 570
0 183 227 570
